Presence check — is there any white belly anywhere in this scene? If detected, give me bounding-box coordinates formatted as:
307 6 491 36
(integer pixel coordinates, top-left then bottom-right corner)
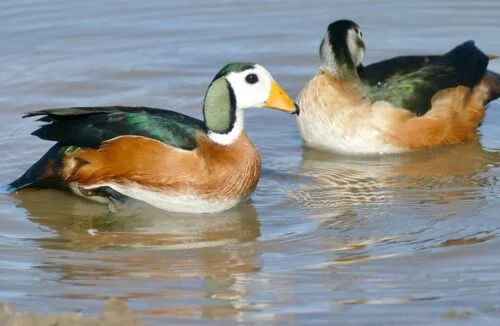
297 114 403 155
296 97 409 155
70 182 244 214
296 72 414 155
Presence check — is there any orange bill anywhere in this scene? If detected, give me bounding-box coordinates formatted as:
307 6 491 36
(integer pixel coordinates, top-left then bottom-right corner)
264 82 300 115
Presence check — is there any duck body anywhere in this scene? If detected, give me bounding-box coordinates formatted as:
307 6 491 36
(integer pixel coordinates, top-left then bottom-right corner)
298 71 407 154
11 107 260 213
297 20 500 155
10 63 298 213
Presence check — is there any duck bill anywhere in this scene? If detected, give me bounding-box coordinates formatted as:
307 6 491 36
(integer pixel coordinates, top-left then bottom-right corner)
264 82 300 115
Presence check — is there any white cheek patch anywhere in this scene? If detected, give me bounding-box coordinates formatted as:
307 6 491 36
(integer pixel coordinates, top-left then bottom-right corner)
320 33 338 74
347 29 364 66
225 65 273 110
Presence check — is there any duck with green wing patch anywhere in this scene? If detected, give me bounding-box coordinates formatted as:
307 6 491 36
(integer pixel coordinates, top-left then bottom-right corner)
298 19 500 154
10 63 299 213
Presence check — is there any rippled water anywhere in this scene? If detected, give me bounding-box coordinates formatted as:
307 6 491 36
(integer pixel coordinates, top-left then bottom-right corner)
1 0 500 324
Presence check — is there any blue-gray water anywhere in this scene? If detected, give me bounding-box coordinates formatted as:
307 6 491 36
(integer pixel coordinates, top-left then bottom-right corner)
1 0 500 325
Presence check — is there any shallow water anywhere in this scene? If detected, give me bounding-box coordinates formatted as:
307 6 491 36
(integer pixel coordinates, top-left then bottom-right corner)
1 0 500 325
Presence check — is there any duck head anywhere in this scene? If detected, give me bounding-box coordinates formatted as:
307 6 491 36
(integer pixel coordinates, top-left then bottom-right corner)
203 63 299 145
319 19 365 81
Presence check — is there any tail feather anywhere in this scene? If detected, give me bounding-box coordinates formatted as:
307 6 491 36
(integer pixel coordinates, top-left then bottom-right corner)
9 144 72 191
443 41 489 88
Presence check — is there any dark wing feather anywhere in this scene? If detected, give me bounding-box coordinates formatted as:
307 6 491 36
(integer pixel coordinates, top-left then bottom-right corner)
359 41 489 116
9 144 73 190
358 55 438 85
26 106 207 150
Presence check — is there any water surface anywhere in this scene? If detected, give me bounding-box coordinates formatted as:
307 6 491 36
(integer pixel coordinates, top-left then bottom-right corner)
1 0 500 324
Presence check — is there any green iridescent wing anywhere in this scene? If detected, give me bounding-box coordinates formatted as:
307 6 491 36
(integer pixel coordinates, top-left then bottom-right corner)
358 41 489 116
25 106 207 150
9 106 207 190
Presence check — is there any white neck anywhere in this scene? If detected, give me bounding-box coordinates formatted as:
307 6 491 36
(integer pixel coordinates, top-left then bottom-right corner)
320 63 338 76
208 109 244 145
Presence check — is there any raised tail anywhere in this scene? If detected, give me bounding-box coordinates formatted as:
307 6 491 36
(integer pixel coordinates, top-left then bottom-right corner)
9 144 76 191
443 41 489 88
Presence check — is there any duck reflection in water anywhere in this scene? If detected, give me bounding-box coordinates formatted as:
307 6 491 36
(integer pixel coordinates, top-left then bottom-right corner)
10 189 263 319
11 189 261 250
295 141 500 221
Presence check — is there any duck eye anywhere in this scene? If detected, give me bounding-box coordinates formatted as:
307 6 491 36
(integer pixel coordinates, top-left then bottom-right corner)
245 73 259 84
359 30 363 38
